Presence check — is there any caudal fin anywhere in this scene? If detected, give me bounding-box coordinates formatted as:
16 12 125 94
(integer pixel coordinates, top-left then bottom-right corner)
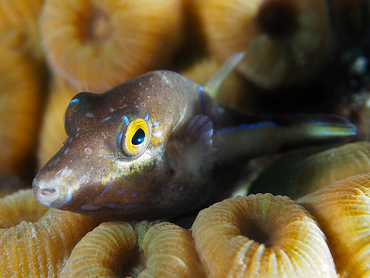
213 111 357 163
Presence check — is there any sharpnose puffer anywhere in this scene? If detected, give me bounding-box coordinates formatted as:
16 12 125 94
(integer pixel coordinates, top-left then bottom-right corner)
33 53 356 220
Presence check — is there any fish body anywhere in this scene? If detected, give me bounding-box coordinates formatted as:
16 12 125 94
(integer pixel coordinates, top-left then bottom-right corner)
34 71 219 219
33 57 356 220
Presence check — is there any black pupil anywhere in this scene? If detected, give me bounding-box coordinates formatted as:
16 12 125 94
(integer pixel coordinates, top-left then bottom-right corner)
132 128 145 145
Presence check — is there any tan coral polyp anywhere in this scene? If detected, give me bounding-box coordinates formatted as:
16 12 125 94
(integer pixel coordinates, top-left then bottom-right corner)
61 221 206 277
40 0 183 93
0 189 49 228
0 189 100 277
0 42 42 179
139 222 206 278
192 194 337 278
0 0 44 60
251 142 370 200
298 174 370 278
194 0 332 89
60 221 138 278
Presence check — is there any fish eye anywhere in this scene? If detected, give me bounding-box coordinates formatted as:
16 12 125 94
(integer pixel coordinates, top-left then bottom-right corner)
132 128 145 145
120 118 151 158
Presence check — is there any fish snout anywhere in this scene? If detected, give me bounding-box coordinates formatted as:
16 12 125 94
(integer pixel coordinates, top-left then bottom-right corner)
32 174 66 208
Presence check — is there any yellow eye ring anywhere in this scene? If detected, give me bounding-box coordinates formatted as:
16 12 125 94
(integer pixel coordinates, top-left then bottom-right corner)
121 118 151 158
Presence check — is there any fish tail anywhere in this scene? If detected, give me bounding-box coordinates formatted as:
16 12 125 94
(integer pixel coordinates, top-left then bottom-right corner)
213 112 357 163
271 114 357 150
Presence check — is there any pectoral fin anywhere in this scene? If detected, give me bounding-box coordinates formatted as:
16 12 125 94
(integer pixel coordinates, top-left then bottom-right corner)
167 115 215 177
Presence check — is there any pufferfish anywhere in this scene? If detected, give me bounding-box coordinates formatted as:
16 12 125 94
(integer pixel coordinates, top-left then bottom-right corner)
33 53 356 220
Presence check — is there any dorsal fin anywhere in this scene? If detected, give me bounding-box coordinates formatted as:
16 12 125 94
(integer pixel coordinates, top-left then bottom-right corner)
204 52 245 96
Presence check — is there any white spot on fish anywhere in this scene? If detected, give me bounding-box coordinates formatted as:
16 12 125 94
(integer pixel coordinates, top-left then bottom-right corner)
84 147 93 155
78 173 91 184
161 74 171 85
56 166 73 178
86 112 94 118
101 131 110 139
152 130 164 138
102 116 111 122
64 148 69 155
52 158 61 165
65 183 73 203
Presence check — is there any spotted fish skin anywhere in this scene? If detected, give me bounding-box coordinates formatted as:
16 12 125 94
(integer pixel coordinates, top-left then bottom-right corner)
33 70 356 220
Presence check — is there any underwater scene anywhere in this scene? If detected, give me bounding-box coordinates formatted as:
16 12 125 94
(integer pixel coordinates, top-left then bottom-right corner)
0 0 370 277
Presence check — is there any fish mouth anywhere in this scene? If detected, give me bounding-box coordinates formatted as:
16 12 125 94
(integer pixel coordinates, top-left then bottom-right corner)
32 177 63 208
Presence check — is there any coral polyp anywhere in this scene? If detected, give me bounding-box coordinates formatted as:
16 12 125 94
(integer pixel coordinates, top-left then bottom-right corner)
40 0 184 92
298 174 370 278
191 194 337 277
193 0 333 89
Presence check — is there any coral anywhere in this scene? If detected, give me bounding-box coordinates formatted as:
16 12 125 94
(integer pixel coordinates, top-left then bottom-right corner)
0 189 49 228
0 41 43 182
3 187 370 277
0 0 369 276
298 173 370 278
0 189 100 277
61 220 206 277
250 142 370 199
40 0 184 92
191 194 337 277
0 0 44 60
60 221 138 277
138 222 206 278
193 0 333 89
